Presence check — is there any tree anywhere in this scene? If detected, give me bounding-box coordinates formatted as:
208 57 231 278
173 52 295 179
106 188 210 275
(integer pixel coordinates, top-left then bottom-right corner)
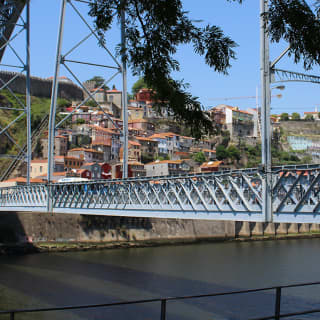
89 0 320 138
76 118 86 125
291 112 300 120
89 1 238 138
193 151 206 164
216 145 228 160
87 99 98 108
227 145 240 161
132 77 148 96
280 113 289 121
87 76 110 90
305 114 314 121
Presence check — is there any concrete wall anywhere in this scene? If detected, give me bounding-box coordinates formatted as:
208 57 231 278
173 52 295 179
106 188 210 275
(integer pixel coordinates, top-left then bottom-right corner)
0 212 235 244
278 120 320 136
0 71 83 101
0 212 318 246
235 221 320 237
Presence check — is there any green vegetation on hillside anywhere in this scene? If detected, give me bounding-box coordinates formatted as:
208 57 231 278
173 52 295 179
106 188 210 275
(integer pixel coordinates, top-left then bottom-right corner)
0 90 70 177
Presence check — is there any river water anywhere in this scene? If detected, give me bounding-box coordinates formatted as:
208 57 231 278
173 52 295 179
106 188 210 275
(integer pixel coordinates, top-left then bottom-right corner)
1 238 320 319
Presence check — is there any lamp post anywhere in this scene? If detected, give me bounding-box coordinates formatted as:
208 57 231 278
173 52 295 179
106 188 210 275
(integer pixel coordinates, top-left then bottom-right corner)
260 0 273 222
260 0 286 222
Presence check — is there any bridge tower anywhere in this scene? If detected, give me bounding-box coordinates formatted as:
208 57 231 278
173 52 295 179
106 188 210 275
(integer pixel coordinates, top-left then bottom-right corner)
260 0 320 222
0 0 31 184
47 0 129 210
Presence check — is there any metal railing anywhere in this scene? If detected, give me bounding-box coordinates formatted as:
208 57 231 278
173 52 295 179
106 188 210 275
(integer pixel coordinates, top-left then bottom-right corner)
0 281 320 320
1 164 320 223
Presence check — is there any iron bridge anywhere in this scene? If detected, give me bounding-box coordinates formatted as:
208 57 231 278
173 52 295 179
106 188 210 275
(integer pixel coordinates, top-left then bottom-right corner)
1 164 320 223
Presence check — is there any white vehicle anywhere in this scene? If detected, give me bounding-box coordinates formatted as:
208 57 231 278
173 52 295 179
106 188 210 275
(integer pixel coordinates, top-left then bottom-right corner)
57 177 90 183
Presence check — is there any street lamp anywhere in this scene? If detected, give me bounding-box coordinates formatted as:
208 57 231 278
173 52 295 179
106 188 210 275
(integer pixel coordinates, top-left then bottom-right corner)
260 1 286 223
271 85 285 91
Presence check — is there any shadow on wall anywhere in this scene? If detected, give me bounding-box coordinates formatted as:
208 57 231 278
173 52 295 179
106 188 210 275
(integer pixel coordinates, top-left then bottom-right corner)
80 216 153 242
0 212 36 253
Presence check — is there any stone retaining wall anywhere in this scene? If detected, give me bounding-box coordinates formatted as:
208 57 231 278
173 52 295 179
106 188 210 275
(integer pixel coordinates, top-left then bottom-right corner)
0 71 83 101
0 212 318 247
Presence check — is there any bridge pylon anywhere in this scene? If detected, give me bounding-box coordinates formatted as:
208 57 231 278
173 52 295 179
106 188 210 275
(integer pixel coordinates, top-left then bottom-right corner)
47 0 128 211
0 0 31 184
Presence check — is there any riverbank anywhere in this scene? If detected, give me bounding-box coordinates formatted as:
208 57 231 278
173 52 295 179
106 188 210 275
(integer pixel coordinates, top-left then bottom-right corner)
2 230 320 255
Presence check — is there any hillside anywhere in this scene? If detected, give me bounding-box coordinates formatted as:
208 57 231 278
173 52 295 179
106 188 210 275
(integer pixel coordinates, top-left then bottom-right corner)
0 90 69 178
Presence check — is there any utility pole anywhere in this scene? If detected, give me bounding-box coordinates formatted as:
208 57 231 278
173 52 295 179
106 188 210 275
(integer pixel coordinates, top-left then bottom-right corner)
260 0 272 222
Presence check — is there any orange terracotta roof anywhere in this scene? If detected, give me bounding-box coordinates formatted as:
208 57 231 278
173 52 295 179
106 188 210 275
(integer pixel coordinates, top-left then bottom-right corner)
76 169 89 174
89 125 117 134
107 89 121 93
203 149 216 153
129 140 141 146
96 110 113 115
69 148 103 153
128 119 150 123
90 88 104 92
146 160 183 165
149 133 165 139
115 161 144 166
128 106 143 110
200 161 223 168
136 136 157 142
82 162 96 166
1 177 45 183
149 132 179 139
128 161 144 166
92 141 111 146
31 159 48 163
39 172 66 177
174 151 190 155
64 156 82 161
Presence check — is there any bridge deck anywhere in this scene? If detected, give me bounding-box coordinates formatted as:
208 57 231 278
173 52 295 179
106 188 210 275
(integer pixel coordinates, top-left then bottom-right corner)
1 165 320 223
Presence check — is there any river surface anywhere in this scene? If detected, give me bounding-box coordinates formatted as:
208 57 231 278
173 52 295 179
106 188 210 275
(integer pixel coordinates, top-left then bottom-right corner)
1 239 320 319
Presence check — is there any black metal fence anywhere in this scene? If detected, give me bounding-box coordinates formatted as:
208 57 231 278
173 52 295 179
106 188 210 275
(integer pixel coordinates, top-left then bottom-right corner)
1 281 320 320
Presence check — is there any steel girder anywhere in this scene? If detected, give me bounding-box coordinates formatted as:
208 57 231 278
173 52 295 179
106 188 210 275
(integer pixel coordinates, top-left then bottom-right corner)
0 0 25 62
1 165 320 223
0 0 31 183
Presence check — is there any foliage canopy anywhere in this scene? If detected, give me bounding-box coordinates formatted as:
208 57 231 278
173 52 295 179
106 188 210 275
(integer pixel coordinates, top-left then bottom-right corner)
89 0 320 138
291 112 300 120
193 151 206 164
132 77 148 96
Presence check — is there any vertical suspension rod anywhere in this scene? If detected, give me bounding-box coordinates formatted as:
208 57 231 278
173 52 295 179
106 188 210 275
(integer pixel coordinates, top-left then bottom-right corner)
121 3 128 179
25 0 31 184
47 0 67 211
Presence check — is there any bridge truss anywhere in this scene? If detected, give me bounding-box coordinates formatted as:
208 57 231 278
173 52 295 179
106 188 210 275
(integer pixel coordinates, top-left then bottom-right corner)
1 165 320 223
0 0 31 182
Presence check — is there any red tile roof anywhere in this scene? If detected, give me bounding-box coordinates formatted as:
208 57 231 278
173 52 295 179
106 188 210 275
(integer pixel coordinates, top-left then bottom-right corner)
146 160 183 165
200 161 222 168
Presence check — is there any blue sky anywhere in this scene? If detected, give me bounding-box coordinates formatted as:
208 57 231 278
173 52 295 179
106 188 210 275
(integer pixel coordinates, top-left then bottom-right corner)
2 0 320 115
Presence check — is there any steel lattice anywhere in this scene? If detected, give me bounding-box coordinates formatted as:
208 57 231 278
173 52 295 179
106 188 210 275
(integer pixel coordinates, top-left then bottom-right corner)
1 165 320 222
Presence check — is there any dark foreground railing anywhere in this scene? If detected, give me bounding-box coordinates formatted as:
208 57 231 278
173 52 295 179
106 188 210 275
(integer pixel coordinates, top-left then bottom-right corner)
1 281 320 320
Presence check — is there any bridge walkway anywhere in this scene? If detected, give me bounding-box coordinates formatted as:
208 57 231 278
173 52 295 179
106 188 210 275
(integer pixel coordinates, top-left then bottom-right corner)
1 164 320 223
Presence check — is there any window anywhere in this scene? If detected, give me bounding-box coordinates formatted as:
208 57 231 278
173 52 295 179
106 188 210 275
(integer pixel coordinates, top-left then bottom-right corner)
40 166 42 173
